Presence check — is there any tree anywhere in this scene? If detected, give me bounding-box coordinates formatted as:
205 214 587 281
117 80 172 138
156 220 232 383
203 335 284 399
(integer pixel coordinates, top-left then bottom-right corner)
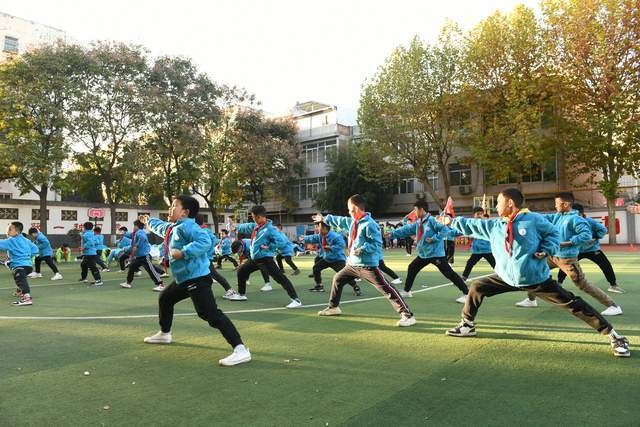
233 110 303 206
145 56 222 203
542 0 640 243
315 143 393 217
69 42 149 242
0 44 85 234
358 24 467 208
461 5 561 190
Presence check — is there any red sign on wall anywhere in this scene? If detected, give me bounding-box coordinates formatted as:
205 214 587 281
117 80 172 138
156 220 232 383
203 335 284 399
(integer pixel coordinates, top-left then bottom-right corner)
88 208 105 218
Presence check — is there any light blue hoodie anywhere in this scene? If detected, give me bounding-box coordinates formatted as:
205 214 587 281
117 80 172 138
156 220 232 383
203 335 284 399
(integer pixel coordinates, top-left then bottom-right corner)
0 234 38 269
33 232 53 257
236 220 280 260
390 214 449 259
580 217 608 253
542 210 592 258
324 213 382 267
304 230 346 262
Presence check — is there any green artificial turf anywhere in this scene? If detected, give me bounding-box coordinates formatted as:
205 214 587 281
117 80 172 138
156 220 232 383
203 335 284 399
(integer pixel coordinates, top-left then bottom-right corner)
1 250 638 426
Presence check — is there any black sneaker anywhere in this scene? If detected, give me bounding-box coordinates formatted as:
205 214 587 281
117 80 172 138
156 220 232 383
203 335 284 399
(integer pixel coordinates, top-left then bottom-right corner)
446 319 476 337
610 335 630 357
354 287 363 296
307 273 314 278
292 269 301 276
308 285 324 292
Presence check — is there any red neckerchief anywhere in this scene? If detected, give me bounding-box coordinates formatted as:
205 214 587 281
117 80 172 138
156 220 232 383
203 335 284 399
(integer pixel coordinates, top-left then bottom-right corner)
348 212 366 252
251 221 268 244
416 214 431 242
321 232 327 249
504 210 521 257
163 224 174 271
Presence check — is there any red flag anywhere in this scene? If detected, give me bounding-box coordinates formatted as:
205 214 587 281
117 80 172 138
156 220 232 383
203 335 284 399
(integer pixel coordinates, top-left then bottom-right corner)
444 197 455 218
405 209 419 223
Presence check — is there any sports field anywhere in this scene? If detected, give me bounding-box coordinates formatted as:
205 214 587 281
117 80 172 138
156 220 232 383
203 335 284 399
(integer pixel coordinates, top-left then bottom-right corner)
1 249 638 426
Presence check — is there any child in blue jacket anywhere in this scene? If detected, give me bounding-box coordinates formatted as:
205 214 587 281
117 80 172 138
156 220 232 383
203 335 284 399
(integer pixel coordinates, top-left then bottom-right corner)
142 194 250 367
79 222 103 286
1 222 39 306
439 188 629 358
27 227 63 280
215 230 238 269
119 220 164 292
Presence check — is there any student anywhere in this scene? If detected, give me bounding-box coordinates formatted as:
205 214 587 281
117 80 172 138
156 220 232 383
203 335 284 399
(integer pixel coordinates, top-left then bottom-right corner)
274 225 300 275
109 228 130 267
27 227 63 280
461 207 496 281
389 200 468 303
1 222 39 306
79 222 104 286
197 219 240 300
227 206 302 308
93 226 109 272
515 192 622 316
231 239 272 290
438 188 629 357
142 195 251 366
55 243 72 263
215 230 238 269
304 221 362 295
401 214 415 257
119 220 164 291
557 203 624 294
313 194 415 327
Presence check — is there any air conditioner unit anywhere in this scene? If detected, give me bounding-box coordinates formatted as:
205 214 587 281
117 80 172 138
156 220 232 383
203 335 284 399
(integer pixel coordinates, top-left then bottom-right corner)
459 185 473 195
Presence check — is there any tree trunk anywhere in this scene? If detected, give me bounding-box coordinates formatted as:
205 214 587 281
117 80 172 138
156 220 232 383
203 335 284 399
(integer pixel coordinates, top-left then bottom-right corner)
109 203 118 246
209 205 219 233
607 199 617 245
419 176 443 210
39 185 48 235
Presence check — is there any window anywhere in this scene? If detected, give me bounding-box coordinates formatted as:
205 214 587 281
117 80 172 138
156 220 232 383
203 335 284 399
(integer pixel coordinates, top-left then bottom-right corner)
158 213 169 221
302 140 337 165
449 163 471 186
4 36 18 54
396 179 415 194
200 214 209 223
115 212 128 222
0 208 19 219
0 193 11 200
32 209 50 220
61 210 77 221
216 215 225 224
291 177 327 201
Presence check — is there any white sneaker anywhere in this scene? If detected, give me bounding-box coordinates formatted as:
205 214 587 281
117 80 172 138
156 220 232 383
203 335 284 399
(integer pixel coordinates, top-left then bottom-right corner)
152 284 165 292
318 306 342 316
455 295 467 304
102 268 110 272
51 273 63 281
399 290 413 298
28 272 42 278
219 345 251 366
286 299 302 309
397 314 416 327
94 281 104 286
405 253 411 257
227 293 247 301
390 278 402 285
144 331 172 344
260 283 273 292
120 282 132 289
601 305 623 316
222 289 238 300
515 298 537 308
354 278 361 282
159 272 170 278
135 271 142 277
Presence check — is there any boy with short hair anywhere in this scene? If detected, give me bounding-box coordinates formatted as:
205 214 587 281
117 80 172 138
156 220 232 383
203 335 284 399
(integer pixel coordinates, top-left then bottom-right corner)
1 222 39 306
215 230 238 269
27 227 63 280
93 226 109 272
119 220 164 292
142 194 251 366
79 222 104 286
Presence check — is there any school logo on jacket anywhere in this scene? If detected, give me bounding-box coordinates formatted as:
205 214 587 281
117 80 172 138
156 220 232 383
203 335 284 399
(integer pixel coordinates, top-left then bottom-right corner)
518 228 527 236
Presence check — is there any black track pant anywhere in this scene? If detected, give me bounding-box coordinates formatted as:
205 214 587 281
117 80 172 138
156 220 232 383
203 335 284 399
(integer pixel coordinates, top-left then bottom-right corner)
13 266 33 294
237 257 298 299
329 264 412 316
216 255 238 269
445 240 455 263
404 256 468 294
557 250 617 287
209 262 231 292
34 255 59 274
276 254 298 272
127 254 162 285
405 237 413 255
313 258 358 290
462 253 496 279
462 274 612 335
81 255 102 281
96 249 108 269
159 275 242 348
378 260 399 280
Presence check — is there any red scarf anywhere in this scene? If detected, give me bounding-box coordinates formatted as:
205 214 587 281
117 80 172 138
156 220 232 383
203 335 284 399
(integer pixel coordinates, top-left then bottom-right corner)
504 210 521 256
348 212 366 252
321 232 327 250
416 214 431 242
163 225 174 271
251 221 268 244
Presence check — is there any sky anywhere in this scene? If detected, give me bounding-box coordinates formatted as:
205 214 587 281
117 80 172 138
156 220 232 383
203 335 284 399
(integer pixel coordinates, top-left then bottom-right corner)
5 0 538 124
